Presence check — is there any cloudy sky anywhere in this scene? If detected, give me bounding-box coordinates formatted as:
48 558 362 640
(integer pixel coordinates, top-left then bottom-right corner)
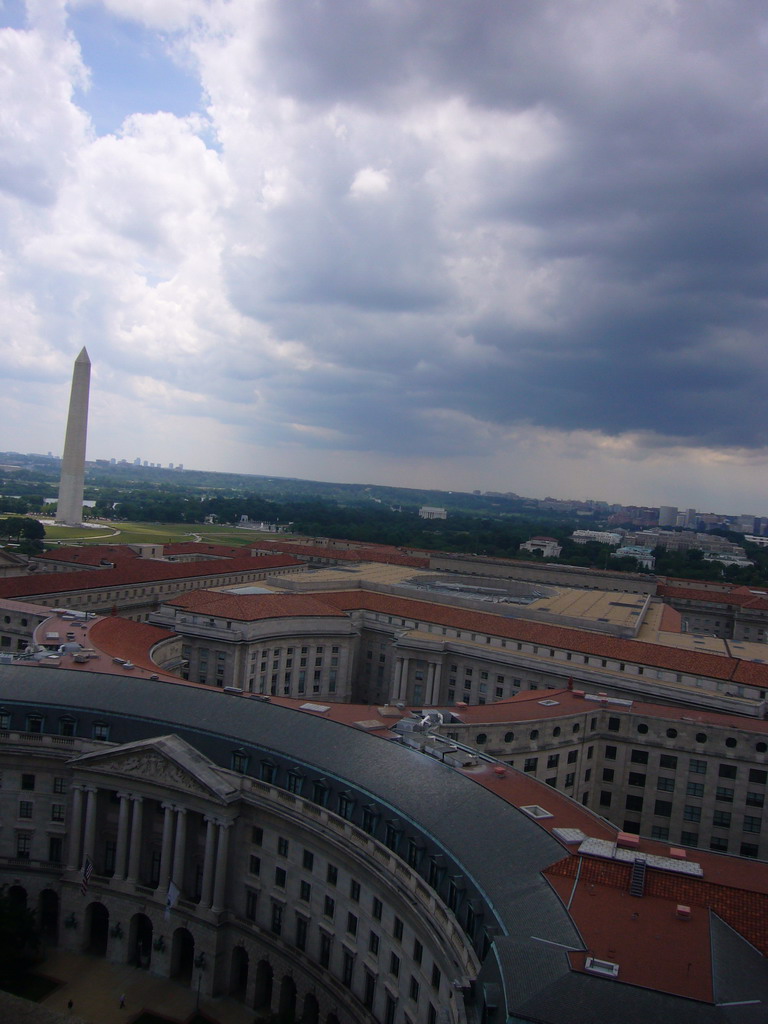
1 0 767 513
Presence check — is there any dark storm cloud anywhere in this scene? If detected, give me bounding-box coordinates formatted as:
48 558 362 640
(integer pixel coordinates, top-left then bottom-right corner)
229 0 768 458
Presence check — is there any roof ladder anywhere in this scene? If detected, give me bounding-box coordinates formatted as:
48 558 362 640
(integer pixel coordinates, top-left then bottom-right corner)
629 857 647 897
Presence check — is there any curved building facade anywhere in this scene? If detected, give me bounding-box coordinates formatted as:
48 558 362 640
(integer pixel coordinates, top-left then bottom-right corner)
0 665 767 1024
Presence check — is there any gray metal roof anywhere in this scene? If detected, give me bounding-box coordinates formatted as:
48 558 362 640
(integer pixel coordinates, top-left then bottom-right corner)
1 664 767 1023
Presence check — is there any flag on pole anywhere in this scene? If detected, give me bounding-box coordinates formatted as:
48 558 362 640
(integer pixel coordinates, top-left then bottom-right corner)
80 856 93 897
164 881 180 921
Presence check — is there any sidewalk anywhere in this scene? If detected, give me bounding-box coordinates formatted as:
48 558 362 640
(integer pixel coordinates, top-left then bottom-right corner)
37 951 255 1024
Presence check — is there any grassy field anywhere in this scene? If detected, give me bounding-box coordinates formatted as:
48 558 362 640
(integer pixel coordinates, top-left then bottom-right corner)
41 521 280 547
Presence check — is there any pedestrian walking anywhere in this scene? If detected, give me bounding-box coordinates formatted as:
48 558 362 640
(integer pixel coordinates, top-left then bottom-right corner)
119 993 126 1009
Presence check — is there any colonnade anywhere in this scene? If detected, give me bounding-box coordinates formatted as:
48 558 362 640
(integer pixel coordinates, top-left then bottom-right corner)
391 656 442 705
66 784 232 909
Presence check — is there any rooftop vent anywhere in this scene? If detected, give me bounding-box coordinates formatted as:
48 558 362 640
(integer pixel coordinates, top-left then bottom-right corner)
676 905 692 919
585 957 619 978
539 699 559 706
520 805 554 820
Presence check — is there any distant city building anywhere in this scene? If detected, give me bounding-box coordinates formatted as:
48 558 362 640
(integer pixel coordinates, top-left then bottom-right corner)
658 505 678 527
519 536 562 558
611 545 656 569
419 506 447 520
683 507 698 529
571 530 622 546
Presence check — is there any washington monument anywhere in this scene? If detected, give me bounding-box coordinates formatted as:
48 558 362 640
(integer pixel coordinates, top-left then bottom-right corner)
56 347 91 525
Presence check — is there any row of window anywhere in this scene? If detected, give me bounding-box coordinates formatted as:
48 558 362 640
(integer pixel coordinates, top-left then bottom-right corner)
0 715 110 740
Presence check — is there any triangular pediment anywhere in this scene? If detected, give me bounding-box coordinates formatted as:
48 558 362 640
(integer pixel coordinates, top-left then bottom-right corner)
69 734 238 803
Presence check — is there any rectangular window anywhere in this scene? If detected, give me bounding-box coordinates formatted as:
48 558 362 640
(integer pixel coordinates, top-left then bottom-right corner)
277 837 289 857
719 764 737 779
713 810 732 828
300 880 311 902
710 837 728 852
324 895 335 919
413 938 423 965
684 805 702 822
630 750 648 764
21 774 35 791
252 826 263 845
567 750 578 764
547 754 559 768
53 777 66 794
749 769 767 784
686 781 704 797
681 831 699 847
372 897 383 920
271 902 283 935
18 801 33 819
390 951 400 976
409 976 420 1002
320 932 332 968
716 787 734 802
628 772 646 787
394 916 404 941
342 950 354 989
651 826 669 840
599 791 612 807
303 849 314 871
327 863 338 885
605 745 617 760
369 930 380 955
347 912 358 936
657 777 675 792
746 792 765 808
625 795 643 812
350 879 360 902
274 867 286 888
602 768 614 782
654 800 672 817
660 754 678 769
523 758 538 773
245 890 258 921
51 803 65 822
249 856 261 876
16 832 32 859
431 964 441 991
689 758 707 774
295 915 308 951
744 816 762 834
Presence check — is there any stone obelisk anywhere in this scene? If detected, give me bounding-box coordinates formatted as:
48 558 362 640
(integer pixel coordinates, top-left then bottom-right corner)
56 347 91 525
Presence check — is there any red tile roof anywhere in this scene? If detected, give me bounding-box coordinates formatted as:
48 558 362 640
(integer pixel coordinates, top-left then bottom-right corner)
254 539 429 568
0 553 302 599
318 589 768 689
165 590 348 621
659 582 768 611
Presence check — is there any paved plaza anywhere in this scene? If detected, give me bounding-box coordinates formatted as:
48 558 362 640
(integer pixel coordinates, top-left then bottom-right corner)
1 951 256 1024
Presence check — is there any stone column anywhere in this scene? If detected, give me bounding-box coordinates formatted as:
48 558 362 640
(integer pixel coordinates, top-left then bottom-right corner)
114 792 131 880
82 787 97 864
158 802 174 892
425 663 437 705
432 662 442 703
171 807 187 894
211 822 231 913
67 785 84 870
395 657 410 701
200 817 217 908
392 658 404 702
126 796 143 884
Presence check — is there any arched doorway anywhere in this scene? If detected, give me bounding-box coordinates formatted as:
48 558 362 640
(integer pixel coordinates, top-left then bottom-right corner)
171 927 194 985
278 975 296 1023
229 945 248 1001
85 902 109 955
8 885 27 909
129 913 153 969
302 992 320 1024
253 959 273 1011
39 889 59 942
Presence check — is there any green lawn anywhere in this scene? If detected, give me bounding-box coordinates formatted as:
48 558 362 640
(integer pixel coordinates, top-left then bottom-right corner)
41 521 287 547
